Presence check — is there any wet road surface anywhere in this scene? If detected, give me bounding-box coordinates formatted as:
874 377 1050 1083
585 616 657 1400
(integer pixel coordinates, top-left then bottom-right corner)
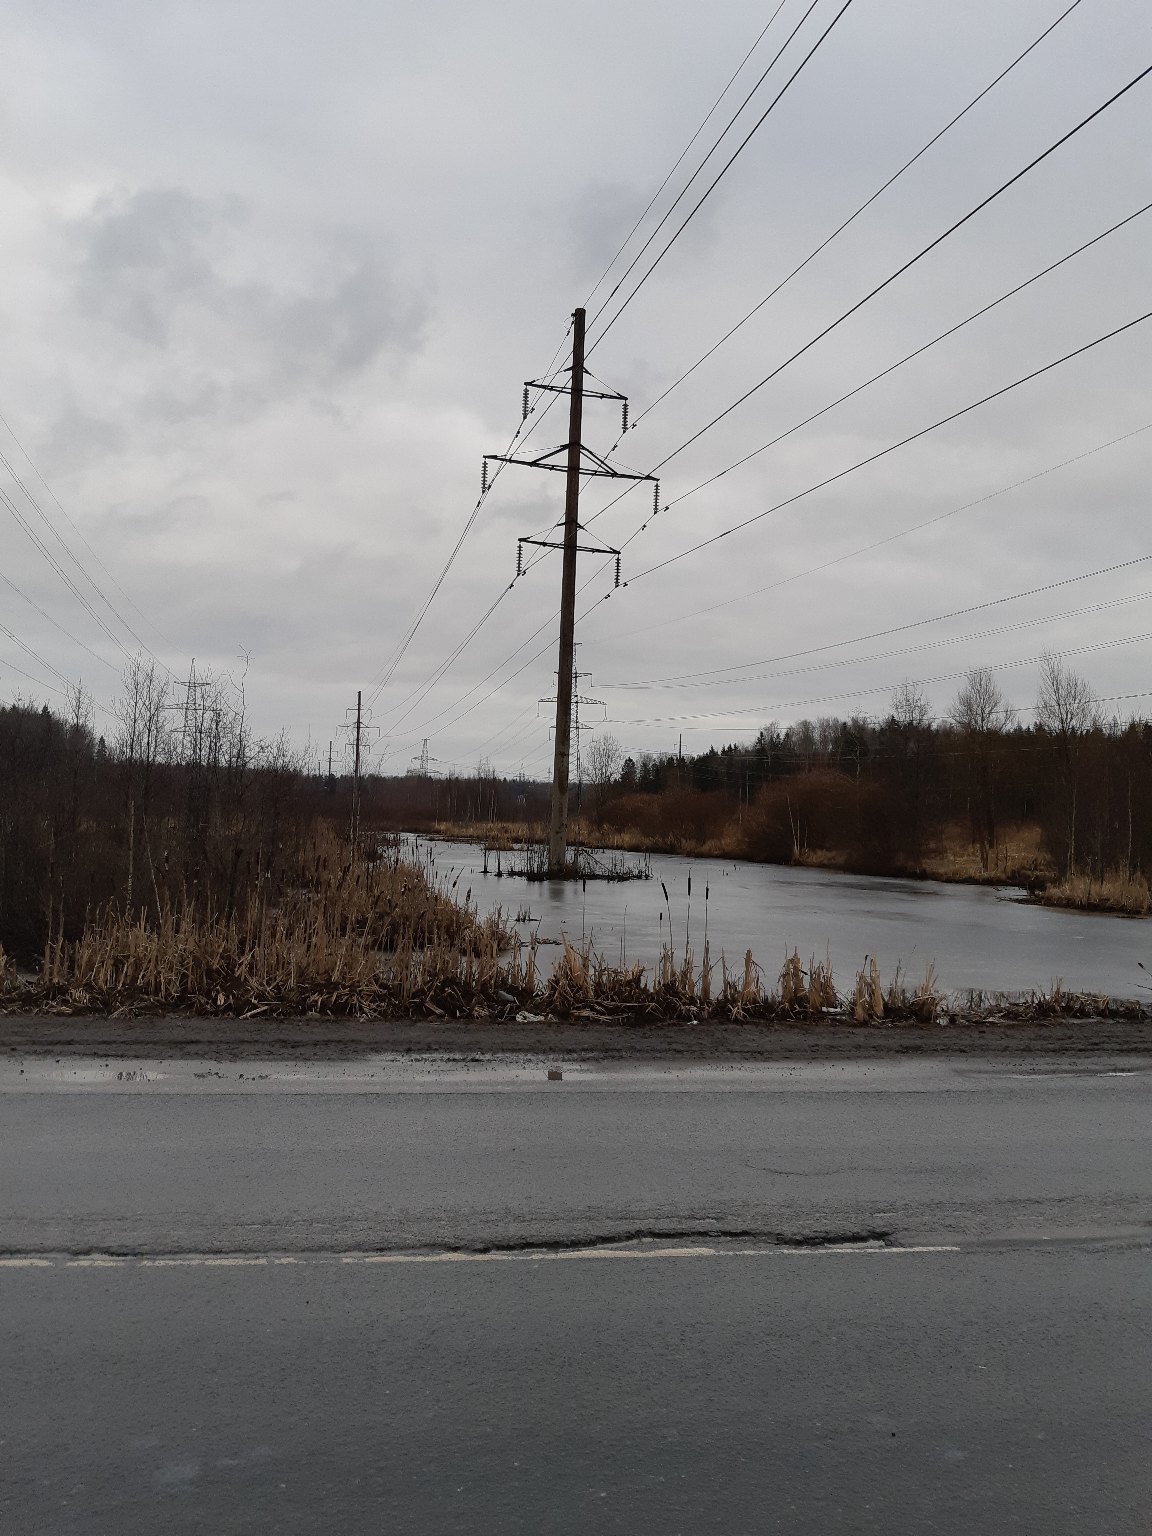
2 1055 1150 1532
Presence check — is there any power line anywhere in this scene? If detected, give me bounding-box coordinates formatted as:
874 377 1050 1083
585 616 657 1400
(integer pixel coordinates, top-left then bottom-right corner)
586 197 1152 540
628 0 1086 428
600 421 1152 642
625 711 1152 765
0 566 120 673
603 627 1152 731
618 308 1152 588
363 46 1152 764
581 0 793 311
376 587 515 746
387 621 563 754
366 352 575 714
660 199 1152 519
602 589 1152 702
605 556 1152 690
587 0 859 351
0 445 168 670
0 655 66 698
371 354 649 741
0 407 177 659
585 0 823 332
362 3 1070 742
626 60 1152 481
385 386 1152 765
385 389 1152 761
0 483 135 665
0 618 75 690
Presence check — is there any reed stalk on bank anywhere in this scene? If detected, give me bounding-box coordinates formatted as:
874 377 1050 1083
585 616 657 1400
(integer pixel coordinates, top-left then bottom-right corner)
3 856 1142 1025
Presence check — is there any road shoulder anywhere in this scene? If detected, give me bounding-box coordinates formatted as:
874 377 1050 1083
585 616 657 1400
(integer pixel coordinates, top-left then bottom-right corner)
2 1012 1151 1061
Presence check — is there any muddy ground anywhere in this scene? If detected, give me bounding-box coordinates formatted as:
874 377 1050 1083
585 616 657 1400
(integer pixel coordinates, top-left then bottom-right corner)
2 1013 1151 1062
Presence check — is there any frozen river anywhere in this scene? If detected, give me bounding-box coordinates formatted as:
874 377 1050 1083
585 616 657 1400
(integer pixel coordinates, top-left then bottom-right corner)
408 836 1151 999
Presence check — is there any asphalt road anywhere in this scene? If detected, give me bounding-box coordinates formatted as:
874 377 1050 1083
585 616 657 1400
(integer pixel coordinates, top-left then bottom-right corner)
2 1055 1150 1532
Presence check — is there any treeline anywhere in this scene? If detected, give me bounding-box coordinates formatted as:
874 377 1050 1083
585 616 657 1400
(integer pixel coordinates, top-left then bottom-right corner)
0 659 334 963
7 652 1149 960
594 659 1152 882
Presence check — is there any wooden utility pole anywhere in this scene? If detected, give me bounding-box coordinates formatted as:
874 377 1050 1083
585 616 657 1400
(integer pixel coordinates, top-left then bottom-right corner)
484 310 658 877
548 307 586 873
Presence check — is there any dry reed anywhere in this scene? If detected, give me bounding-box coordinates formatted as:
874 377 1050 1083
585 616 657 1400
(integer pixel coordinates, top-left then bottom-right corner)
1040 869 1151 917
1 845 1143 1024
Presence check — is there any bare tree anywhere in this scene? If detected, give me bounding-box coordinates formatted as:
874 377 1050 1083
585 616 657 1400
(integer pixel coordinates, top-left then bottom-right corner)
584 732 623 819
789 719 817 771
1035 653 1097 875
1035 653 1096 741
114 655 171 780
949 667 1014 735
890 679 931 729
113 656 172 908
888 681 932 860
949 667 1014 871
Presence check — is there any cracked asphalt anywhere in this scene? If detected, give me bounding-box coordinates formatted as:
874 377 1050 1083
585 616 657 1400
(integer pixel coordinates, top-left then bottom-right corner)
2 1054 1150 1531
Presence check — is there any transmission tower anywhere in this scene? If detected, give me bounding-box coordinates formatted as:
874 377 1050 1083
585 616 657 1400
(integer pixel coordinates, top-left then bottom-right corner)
340 691 380 860
540 653 605 787
541 652 605 840
485 307 656 873
174 658 211 764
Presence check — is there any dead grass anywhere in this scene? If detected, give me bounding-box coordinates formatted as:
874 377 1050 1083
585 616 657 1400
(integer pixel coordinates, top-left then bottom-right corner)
429 820 543 851
919 822 1051 885
1 835 1142 1024
422 815 1061 891
1040 869 1151 917
16 832 513 1018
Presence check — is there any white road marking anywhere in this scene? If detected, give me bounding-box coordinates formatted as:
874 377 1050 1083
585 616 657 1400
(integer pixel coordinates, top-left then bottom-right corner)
140 1256 269 1267
350 1244 722 1265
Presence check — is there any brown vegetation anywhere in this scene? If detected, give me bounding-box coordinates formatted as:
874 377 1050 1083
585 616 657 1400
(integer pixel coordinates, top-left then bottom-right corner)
1039 868 1151 917
4 655 1151 1028
6 908 1143 1027
402 664 1152 915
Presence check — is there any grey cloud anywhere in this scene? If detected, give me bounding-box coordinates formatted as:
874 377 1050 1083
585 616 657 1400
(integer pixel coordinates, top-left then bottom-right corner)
277 255 428 378
2 0 1149 763
567 181 652 285
39 399 127 475
69 188 429 412
74 187 230 345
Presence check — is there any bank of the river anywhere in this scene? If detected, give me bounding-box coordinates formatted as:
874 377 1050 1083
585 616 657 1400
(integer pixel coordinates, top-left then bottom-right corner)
417 819 1050 893
3 1012 1151 1061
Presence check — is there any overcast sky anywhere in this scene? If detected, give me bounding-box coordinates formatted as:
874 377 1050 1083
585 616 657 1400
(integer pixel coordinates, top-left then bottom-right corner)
2 0 1150 777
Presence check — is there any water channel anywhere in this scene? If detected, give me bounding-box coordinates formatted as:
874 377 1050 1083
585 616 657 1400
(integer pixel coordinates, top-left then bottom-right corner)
407 836 1151 1000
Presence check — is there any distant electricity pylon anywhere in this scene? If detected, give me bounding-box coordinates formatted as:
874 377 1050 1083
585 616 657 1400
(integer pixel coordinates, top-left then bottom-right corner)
484 307 656 873
340 691 380 858
407 737 438 777
540 651 605 788
174 658 210 763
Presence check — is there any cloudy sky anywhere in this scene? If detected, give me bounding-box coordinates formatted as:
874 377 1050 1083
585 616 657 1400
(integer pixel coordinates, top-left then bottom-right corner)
2 0 1150 777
